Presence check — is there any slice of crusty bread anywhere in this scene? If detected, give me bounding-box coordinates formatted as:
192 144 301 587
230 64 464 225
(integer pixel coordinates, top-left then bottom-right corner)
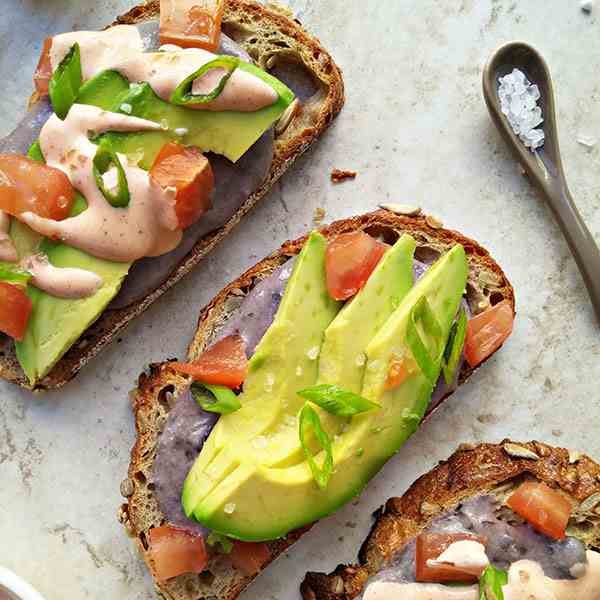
119 209 516 600
300 440 600 600
0 0 344 390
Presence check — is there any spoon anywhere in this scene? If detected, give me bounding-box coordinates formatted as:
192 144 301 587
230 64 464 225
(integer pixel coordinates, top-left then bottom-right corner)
483 41 600 326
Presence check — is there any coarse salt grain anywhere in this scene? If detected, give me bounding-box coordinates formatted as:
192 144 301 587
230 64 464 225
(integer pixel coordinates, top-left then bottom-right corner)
224 502 236 514
498 68 545 151
120 103 133 114
174 127 189 136
307 346 320 360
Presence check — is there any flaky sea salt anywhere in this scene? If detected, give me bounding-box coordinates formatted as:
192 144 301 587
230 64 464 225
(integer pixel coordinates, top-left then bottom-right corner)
498 68 545 151
224 502 236 514
306 346 320 360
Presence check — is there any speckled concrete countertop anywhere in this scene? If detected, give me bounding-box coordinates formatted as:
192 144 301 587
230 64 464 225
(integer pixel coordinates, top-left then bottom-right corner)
0 1 599 599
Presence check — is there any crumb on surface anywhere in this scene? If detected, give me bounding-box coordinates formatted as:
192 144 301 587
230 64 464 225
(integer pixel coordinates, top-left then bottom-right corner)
313 207 326 224
331 168 357 183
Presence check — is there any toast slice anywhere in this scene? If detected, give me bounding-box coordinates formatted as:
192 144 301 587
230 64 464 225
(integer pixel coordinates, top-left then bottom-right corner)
0 0 344 390
119 209 515 600
300 440 600 600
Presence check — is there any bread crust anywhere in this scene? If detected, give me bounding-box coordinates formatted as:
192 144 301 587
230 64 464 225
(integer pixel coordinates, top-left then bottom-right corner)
0 0 345 390
121 210 516 600
300 441 600 600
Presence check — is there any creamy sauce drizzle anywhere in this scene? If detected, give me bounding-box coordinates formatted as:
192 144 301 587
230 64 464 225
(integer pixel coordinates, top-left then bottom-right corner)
503 550 600 600
427 541 489 578
363 549 600 600
20 104 181 263
0 210 17 262
22 253 102 299
50 25 143 82
50 26 277 112
363 581 478 600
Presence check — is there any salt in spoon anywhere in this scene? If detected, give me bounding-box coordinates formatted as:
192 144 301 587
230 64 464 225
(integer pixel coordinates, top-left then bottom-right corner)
482 41 600 326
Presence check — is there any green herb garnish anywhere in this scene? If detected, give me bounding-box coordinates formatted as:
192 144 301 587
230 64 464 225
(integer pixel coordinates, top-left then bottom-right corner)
0 263 31 287
92 139 131 208
297 384 380 417
206 531 233 553
191 382 242 415
49 43 82 119
299 404 333 490
170 56 240 106
479 565 508 600
406 296 443 384
442 308 467 385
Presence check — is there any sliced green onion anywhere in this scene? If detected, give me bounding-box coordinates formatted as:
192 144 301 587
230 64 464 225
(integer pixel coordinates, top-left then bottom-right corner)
191 382 241 415
479 565 507 600
170 56 240 106
92 140 131 208
298 384 380 417
442 308 468 385
406 296 442 384
49 43 82 120
299 404 334 490
0 263 31 287
206 531 233 553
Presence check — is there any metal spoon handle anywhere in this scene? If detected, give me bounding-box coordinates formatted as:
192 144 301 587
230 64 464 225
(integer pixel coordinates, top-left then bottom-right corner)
544 177 600 324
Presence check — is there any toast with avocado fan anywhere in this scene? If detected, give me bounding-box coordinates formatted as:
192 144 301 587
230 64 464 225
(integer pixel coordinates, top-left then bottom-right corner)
119 209 515 600
301 440 600 600
0 0 344 390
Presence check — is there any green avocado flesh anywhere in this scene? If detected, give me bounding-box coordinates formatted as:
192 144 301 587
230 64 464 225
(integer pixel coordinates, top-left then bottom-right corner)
78 64 294 165
12 63 293 384
183 238 468 541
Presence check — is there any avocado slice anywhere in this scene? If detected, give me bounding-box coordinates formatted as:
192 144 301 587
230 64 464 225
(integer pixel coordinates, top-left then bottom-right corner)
222 233 417 469
318 234 416 393
182 231 341 515
78 64 294 165
185 245 468 541
12 62 293 384
15 238 129 383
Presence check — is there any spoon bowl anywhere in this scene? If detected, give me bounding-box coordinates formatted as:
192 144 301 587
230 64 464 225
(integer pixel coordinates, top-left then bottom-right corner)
483 41 600 326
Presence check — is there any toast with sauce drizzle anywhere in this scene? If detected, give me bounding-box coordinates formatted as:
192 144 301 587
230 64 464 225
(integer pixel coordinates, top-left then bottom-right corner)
301 440 600 600
119 210 515 600
0 0 344 390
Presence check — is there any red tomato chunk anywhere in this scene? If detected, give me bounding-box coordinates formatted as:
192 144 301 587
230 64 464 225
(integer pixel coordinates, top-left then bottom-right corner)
147 525 208 582
230 541 270 576
464 299 514 368
172 334 248 388
325 231 387 301
507 482 571 540
0 282 32 341
0 154 75 221
150 142 214 229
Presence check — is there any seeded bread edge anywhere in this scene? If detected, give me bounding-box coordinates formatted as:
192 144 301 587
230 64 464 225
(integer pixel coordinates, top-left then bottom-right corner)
300 440 600 600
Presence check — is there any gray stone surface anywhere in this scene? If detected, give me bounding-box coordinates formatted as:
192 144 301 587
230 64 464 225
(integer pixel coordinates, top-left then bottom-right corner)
0 1 599 599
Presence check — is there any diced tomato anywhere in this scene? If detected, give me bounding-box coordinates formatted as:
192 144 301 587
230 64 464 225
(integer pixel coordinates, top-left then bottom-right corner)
507 482 571 540
147 525 208 582
464 299 514 368
416 532 486 583
159 0 225 52
0 154 75 221
150 142 214 229
34 37 53 96
325 231 387 301
385 354 417 390
172 334 248 388
230 541 270 576
0 282 33 341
